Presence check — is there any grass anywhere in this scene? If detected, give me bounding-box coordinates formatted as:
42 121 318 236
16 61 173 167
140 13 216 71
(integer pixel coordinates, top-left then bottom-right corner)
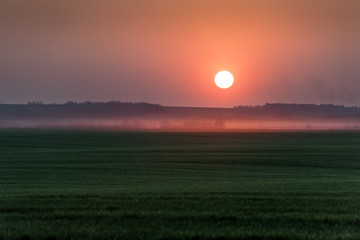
0 130 359 239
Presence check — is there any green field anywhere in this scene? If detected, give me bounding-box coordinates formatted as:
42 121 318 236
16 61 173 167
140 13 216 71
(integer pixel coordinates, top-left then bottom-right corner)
0 130 359 240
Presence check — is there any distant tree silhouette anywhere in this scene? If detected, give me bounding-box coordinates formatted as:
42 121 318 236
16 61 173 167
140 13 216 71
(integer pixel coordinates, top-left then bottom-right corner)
27 101 43 105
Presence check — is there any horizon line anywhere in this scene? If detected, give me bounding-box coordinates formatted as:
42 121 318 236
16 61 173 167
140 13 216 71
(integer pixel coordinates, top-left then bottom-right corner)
1 101 360 109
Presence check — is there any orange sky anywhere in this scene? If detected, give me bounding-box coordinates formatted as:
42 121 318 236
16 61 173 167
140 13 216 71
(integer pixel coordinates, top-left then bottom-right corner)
1 0 360 107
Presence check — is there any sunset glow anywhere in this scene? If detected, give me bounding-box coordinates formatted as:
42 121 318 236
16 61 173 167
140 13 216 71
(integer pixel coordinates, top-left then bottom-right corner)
1 1 360 107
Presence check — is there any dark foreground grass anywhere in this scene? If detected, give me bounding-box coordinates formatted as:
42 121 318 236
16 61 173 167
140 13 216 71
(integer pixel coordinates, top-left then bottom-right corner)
0 130 360 239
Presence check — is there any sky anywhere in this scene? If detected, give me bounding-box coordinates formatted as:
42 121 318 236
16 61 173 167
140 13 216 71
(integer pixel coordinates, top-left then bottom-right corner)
1 0 360 107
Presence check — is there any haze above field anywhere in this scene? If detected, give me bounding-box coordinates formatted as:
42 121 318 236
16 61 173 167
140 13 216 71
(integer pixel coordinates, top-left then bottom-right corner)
1 102 360 130
1 0 360 107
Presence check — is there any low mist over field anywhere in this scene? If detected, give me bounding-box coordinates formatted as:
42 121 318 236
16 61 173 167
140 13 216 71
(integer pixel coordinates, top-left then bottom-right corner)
1 101 360 130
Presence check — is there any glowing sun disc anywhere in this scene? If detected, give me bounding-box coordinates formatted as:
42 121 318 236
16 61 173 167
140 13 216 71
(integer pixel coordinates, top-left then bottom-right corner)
215 71 234 89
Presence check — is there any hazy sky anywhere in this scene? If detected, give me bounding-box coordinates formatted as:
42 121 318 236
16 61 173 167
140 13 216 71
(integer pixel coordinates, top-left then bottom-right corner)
1 0 360 107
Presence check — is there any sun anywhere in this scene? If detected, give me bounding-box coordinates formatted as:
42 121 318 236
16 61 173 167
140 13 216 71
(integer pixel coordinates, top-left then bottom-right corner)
215 71 234 89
